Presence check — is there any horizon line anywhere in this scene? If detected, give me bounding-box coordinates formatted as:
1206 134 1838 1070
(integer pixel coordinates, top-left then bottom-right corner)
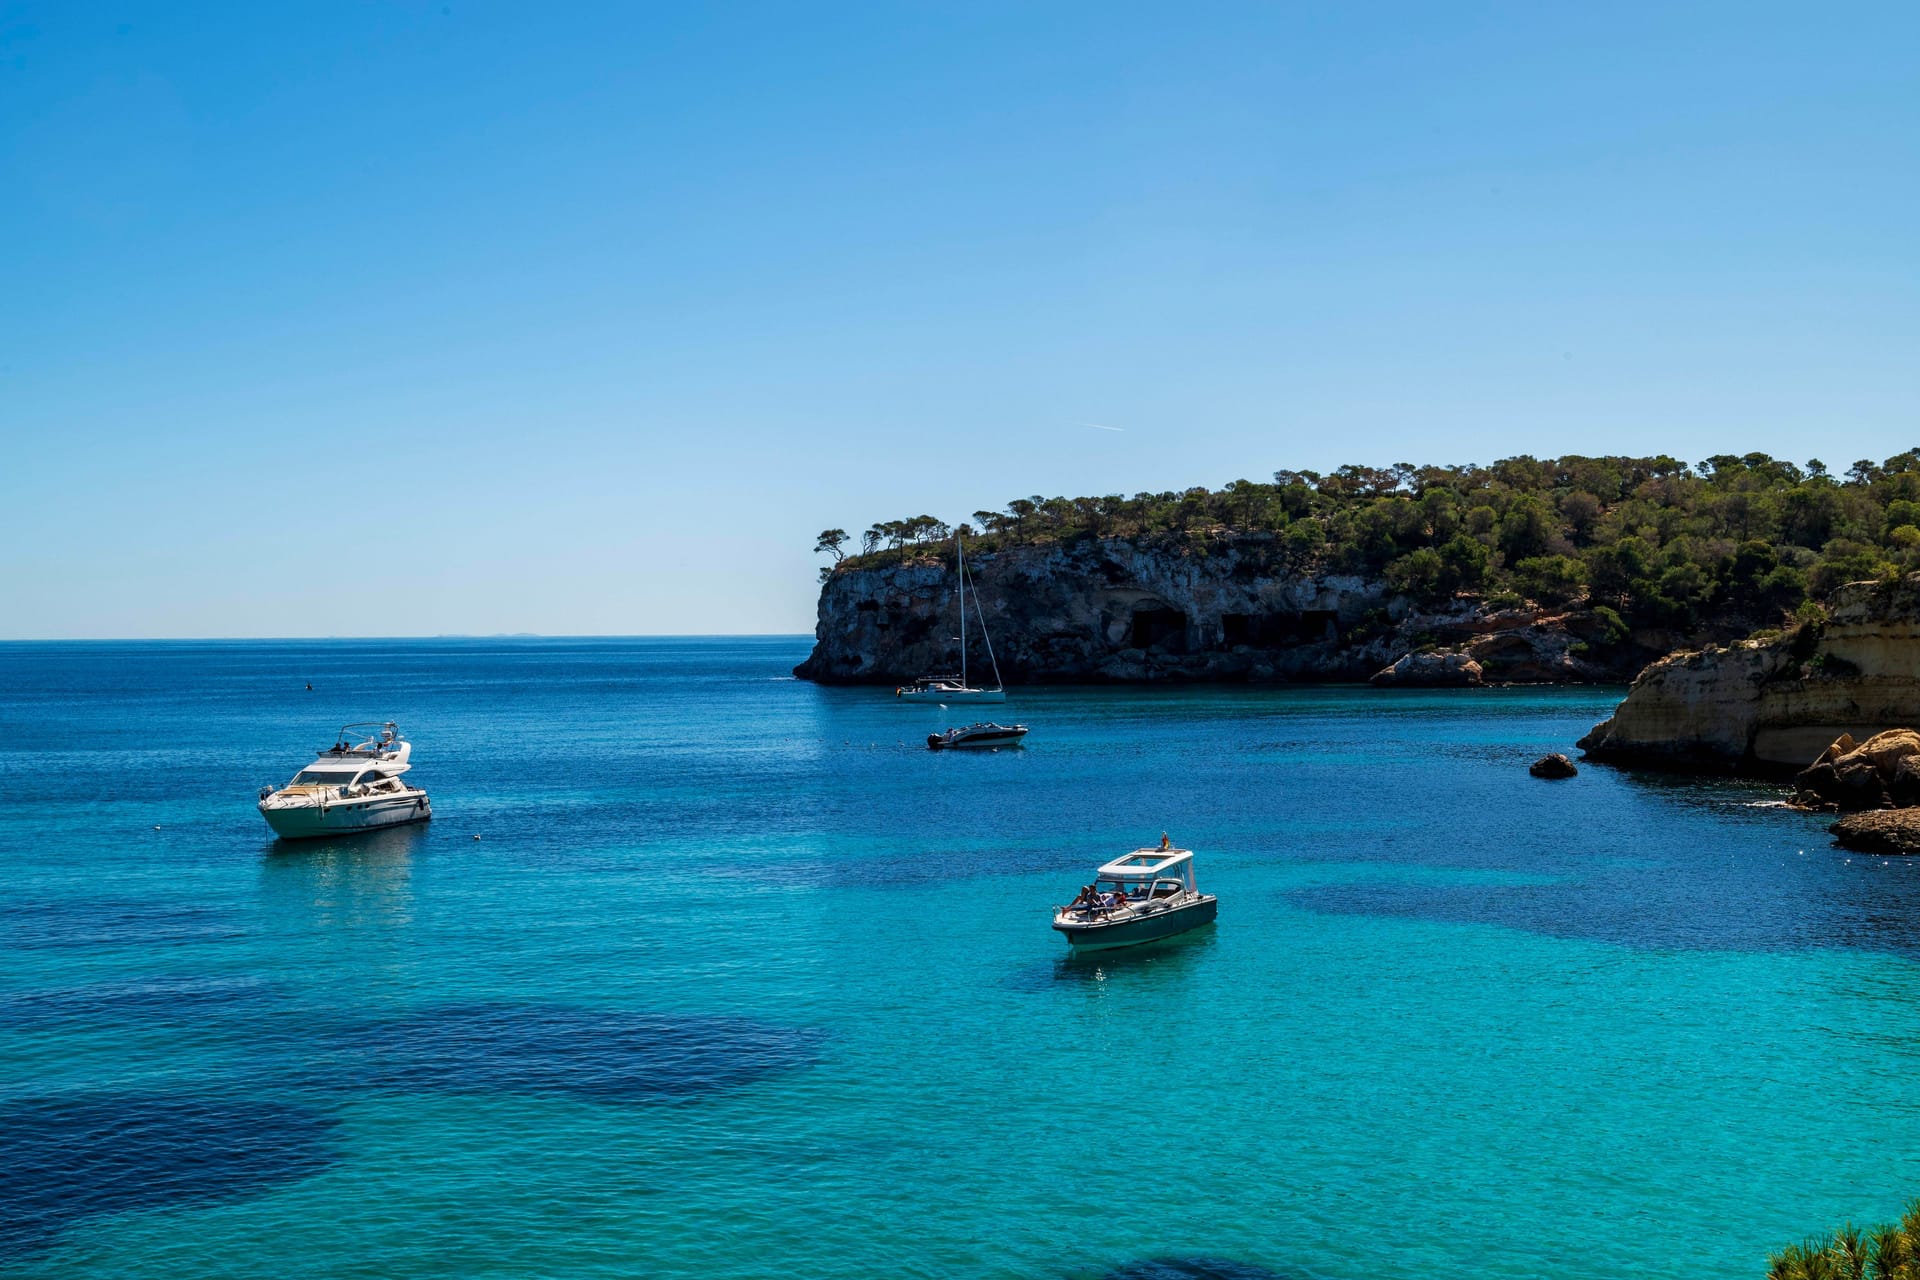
0 632 817 644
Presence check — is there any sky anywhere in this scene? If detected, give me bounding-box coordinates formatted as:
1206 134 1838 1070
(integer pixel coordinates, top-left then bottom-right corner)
1 2 1915 638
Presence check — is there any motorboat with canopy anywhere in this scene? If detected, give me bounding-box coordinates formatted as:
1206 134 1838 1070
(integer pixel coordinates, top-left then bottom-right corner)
897 530 1006 703
927 722 1029 750
1052 838 1217 951
257 721 431 839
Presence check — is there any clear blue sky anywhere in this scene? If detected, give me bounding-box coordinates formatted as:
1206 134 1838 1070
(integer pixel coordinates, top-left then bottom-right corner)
2 2 1914 638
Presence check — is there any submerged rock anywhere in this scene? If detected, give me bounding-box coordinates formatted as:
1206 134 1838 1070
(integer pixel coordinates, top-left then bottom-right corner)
1370 650 1484 687
0 1094 339 1259
1529 753 1578 779
1831 810 1920 855
298 1003 820 1101
1581 575 1920 772
1090 1259 1291 1280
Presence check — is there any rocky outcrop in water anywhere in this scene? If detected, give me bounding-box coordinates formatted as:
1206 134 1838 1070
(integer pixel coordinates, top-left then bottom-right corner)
1580 576 1920 772
1529 753 1578 779
795 534 1650 685
1794 730 1920 809
1370 651 1484 687
1830 810 1920 855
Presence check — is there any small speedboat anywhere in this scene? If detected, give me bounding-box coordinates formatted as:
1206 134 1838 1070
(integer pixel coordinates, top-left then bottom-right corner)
1052 839 1217 951
257 722 431 839
927 722 1029 750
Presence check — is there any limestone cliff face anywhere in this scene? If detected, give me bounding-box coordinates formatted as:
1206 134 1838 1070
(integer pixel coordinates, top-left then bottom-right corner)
794 534 1638 685
1580 576 1920 771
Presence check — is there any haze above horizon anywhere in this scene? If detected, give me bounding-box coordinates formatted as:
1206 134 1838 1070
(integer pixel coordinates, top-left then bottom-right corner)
3 2 1915 639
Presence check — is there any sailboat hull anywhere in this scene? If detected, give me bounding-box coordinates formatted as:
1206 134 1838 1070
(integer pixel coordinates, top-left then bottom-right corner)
898 689 1005 703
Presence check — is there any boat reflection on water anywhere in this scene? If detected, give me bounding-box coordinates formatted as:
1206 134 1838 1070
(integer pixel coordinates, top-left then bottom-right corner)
259 821 425 936
1050 923 1219 986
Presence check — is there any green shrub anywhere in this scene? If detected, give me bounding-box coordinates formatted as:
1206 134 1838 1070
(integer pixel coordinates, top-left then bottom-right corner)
1769 1201 1920 1279
1807 651 1862 678
1591 605 1631 647
1512 554 1588 604
1285 519 1327 554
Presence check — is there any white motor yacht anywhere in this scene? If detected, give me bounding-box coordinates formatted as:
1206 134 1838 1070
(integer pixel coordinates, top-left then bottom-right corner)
258 721 431 839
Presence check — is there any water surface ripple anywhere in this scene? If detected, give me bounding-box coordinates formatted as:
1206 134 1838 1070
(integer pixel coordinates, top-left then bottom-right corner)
0 637 1910 1279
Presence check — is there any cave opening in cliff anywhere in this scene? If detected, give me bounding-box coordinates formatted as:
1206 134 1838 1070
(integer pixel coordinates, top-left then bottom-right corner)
1220 611 1338 648
1269 610 1339 644
1131 606 1189 652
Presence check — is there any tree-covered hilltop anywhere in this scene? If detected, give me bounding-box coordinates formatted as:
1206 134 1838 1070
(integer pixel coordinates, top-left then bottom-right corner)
814 451 1920 633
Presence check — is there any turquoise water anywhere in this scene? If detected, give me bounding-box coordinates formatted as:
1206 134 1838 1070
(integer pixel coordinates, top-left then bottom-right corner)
3 637 1916 1279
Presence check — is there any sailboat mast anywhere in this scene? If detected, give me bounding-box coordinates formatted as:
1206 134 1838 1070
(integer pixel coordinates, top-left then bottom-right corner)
957 530 966 688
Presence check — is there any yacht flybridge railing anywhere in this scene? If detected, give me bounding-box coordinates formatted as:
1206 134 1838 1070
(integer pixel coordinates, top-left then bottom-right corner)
327 721 401 752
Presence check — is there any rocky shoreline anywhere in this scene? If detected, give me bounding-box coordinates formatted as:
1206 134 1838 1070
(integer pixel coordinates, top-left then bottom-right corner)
1828 810 1920 855
795 533 1680 687
799 537 1920 860
1577 576 1920 772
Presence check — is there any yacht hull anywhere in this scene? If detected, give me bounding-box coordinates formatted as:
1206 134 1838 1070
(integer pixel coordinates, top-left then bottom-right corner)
260 792 431 840
1054 895 1217 951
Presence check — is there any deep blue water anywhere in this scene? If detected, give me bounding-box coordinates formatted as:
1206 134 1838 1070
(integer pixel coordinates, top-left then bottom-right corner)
1 637 1913 1278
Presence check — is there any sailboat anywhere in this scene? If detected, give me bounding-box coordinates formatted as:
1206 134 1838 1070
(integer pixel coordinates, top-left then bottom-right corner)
896 531 1007 703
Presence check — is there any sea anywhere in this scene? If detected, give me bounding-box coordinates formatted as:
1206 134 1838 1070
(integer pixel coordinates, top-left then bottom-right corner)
2 636 1916 1279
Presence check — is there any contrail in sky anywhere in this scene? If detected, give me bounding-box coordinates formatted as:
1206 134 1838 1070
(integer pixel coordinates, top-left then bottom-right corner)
1082 422 1125 432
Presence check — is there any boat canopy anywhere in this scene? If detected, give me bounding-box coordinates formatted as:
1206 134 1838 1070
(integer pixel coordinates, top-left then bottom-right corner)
327 721 402 750
290 721 411 778
296 758 399 776
1096 848 1194 880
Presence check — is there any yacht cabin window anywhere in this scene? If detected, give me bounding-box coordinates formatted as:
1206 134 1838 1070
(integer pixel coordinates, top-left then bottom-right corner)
294 769 357 784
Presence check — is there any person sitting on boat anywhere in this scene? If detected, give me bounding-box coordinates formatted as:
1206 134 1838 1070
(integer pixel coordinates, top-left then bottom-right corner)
1070 885 1097 910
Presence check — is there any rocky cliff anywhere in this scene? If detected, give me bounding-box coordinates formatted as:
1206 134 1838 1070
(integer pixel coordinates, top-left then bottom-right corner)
794 534 1653 686
1579 576 1920 771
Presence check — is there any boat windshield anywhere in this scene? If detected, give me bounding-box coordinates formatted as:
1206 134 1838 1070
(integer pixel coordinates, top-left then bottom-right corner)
293 769 361 784
1094 878 1145 899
